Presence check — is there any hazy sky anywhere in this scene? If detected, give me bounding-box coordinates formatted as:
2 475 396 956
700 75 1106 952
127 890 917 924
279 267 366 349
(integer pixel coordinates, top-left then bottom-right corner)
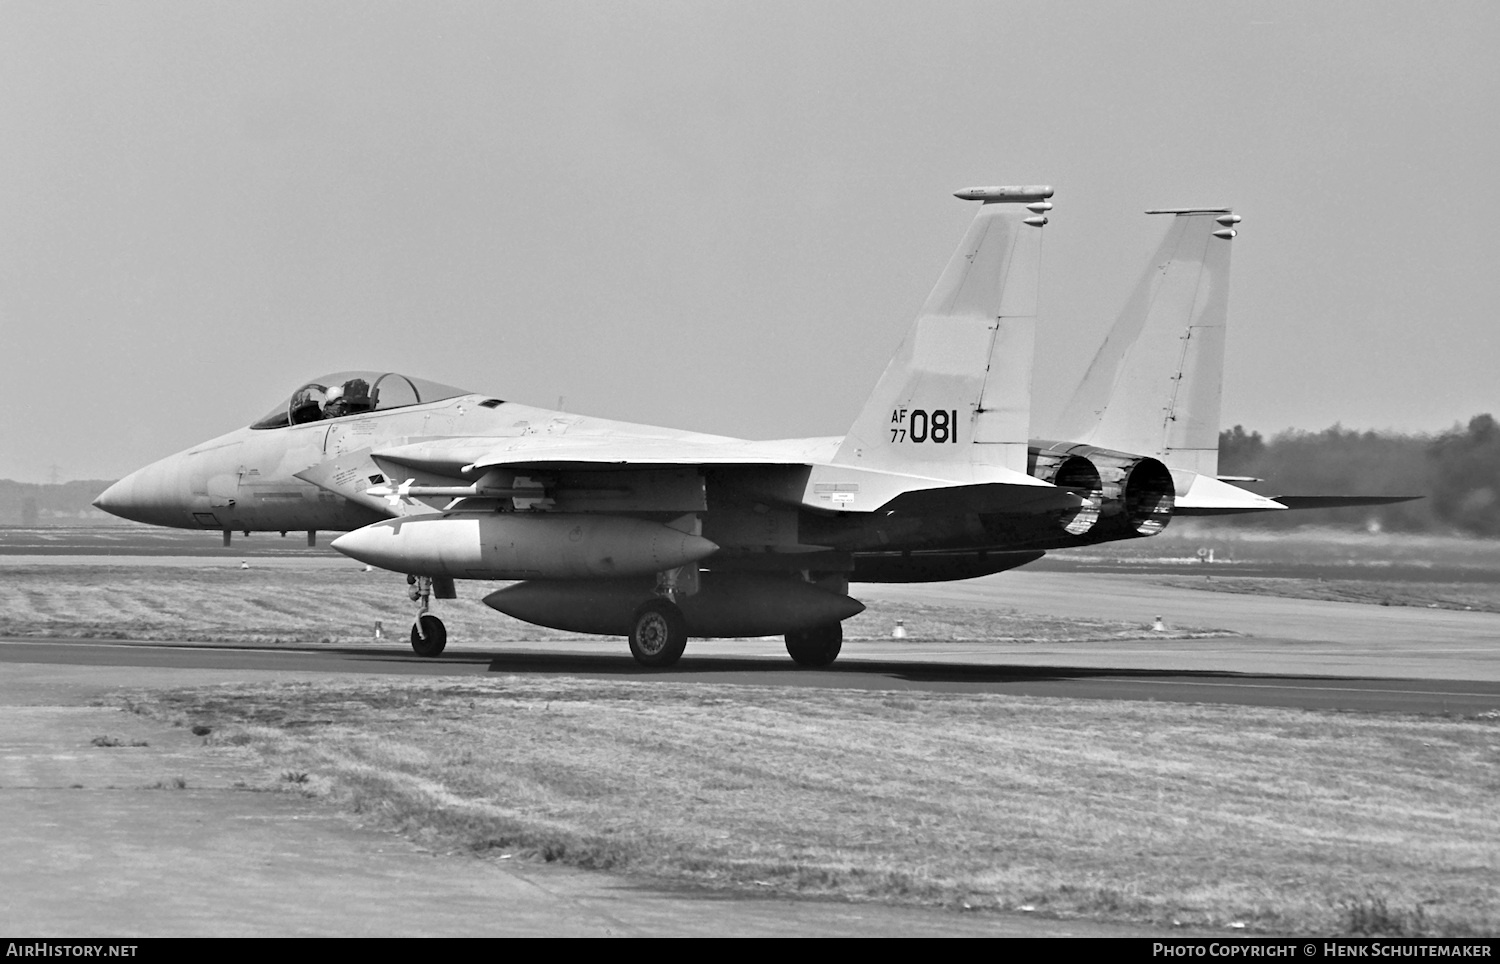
2 0 1497 482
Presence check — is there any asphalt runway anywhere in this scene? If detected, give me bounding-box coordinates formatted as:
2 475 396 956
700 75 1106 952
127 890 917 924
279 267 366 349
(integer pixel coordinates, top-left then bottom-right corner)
4 634 1500 715
4 564 1499 714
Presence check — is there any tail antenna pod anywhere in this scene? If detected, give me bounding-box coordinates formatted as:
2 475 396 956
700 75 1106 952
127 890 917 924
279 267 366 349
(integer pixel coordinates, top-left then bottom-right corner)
1145 207 1241 238
954 185 1055 205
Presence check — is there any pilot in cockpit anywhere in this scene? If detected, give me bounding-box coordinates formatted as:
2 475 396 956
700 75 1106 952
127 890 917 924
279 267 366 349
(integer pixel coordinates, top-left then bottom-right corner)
323 377 374 419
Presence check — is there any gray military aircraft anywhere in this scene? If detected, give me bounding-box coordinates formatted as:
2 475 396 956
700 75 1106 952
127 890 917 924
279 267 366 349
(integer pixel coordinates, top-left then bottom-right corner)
95 186 1407 667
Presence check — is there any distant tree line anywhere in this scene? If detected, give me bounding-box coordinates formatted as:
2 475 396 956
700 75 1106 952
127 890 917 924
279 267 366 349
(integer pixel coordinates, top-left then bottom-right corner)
1218 414 1500 535
0 480 115 526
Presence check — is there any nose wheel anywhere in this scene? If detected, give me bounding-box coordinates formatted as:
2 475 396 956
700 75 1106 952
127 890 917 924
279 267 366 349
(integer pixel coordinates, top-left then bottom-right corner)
407 574 447 657
411 613 447 657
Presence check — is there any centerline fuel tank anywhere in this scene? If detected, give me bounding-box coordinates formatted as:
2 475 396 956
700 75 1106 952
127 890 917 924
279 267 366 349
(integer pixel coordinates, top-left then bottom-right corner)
482 572 865 638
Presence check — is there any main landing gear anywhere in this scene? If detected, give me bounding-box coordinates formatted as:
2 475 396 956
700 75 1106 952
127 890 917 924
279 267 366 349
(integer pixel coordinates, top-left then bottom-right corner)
624 565 693 669
407 574 447 657
785 623 842 667
628 598 688 668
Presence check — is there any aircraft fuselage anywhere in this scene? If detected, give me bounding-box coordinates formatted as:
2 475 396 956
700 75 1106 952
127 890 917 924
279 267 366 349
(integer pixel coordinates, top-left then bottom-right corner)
96 390 1082 563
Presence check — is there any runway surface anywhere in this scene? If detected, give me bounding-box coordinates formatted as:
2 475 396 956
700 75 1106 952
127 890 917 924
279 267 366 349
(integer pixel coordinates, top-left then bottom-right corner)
5 568 1499 714
4 634 1500 715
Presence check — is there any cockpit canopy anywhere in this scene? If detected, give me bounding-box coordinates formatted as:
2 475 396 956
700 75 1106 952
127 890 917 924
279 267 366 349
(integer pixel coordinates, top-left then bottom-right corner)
250 371 473 430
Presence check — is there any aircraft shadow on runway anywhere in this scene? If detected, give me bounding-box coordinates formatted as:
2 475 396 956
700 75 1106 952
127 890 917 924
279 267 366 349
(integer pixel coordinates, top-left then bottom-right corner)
20 637 1499 711
67 637 1402 688
338 645 1381 687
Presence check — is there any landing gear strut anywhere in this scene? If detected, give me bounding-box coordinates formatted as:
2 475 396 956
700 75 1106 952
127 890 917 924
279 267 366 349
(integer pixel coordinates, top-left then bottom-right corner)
628 598 688 668
785 623 842 667
407 574 447 657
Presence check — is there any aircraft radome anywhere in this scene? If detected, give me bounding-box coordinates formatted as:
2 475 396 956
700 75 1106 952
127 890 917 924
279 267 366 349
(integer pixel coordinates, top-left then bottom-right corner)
95 186 1413 667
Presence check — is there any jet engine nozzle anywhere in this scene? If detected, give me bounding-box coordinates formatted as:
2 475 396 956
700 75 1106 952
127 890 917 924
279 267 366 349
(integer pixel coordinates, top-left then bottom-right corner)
1028 442 1176 540
1028 452 1104 535
330 512 720 580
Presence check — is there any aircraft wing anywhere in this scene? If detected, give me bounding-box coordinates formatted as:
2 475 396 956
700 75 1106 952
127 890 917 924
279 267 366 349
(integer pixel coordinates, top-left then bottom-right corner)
371 435 831 474
356 434 1079 516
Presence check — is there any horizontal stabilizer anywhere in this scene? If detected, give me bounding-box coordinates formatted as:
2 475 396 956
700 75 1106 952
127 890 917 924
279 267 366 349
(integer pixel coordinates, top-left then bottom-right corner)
1271 495 1422 510
1173 474 1420 516
1170 472 1284 516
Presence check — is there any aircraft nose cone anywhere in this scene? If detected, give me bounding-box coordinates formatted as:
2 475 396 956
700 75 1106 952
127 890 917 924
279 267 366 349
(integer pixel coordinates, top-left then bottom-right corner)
93 475 134 519
92 482 119 514
93 457 190 526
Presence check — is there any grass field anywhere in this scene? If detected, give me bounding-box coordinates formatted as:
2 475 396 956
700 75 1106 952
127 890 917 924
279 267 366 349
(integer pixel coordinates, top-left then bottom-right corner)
1157 575 1500 613
0 563 1227 645
1047 527 1500 613
124 676 1500 936
1058 524 1500 570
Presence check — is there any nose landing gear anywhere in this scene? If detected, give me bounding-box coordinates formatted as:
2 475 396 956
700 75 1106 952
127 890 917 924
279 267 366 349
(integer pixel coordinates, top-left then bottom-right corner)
407 574 447 657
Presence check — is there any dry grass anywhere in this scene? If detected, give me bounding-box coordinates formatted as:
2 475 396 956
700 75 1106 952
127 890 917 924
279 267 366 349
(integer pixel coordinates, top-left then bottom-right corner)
841 600 1231 641
1080 526 1500 569
0 564 599 644
126 676 1500 936
1157 576 1500 613
0 564 1222 645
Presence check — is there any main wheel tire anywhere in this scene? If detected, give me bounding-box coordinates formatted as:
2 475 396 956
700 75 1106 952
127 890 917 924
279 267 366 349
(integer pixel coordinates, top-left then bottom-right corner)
785 622 842 667
628 600 688 668
410 614 447 657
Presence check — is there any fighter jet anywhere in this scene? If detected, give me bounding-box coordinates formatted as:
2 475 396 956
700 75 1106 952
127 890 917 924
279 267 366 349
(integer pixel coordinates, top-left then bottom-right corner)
93 187 1403 668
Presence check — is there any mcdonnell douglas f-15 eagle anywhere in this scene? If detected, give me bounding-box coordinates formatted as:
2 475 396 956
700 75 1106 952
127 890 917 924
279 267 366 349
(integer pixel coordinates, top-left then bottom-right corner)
95 186 1410 667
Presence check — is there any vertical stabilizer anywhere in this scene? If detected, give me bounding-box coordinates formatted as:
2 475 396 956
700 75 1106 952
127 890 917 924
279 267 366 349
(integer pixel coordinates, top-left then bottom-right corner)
1051 208 1238 479
833 186 1052 483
